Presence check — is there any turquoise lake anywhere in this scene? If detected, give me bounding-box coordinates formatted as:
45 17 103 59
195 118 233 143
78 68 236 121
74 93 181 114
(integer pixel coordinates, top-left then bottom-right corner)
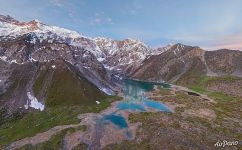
103 79 172 129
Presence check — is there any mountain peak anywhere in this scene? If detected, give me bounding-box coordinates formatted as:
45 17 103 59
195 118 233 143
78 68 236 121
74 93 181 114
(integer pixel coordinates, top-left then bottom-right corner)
121 38 147 46
0 14 84 40
0 14 105 62
170 43 194 51
0 14 19 24
32 19 40 23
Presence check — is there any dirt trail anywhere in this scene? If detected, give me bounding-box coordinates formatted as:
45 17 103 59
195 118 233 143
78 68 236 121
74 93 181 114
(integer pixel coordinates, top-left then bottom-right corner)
6 123 83 150
171 85 216 103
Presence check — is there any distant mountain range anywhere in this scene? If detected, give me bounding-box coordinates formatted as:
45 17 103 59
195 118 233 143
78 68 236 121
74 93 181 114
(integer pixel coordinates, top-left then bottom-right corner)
132 43 242 83
0 14 242 114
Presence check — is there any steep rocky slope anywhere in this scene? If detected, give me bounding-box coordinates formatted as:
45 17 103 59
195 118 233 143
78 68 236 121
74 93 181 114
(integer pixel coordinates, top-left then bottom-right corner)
132 43 242 83
0 58 111 118
0 15 115 93
205 49 242 76
0 15 116 116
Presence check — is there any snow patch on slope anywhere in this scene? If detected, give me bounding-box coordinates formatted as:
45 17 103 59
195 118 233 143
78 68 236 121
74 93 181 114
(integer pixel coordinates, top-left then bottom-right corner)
98 87 114 95
25 92 45 111
0 56 7 61
0 55 24 64
51 65 56 69
94 37 120 55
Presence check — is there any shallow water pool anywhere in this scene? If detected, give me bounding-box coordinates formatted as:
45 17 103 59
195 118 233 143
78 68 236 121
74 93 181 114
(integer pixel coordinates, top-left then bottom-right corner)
103 113 128 128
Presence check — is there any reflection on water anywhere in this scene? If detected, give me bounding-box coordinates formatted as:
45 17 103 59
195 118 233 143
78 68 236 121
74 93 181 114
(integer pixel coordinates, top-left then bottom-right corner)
119 79 172 112
103 79 171 129
90 79 172 148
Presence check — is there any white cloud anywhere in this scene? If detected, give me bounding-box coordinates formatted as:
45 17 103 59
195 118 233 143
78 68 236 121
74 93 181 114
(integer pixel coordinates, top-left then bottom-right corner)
95 18 101 23
51 0 65 7
123 0 143 15
105 27 159 42
90 13 114 26
166 30 242 50
90 17 102 25
107 17 113 24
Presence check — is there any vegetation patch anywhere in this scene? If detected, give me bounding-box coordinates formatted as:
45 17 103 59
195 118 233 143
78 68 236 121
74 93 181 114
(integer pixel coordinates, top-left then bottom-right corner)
157 87 172 95
1 61 122 148
0 108 24 126
104 77 242 150
184 76 241 94
0 96 120 148
207 92 234 101
45 67 109 107
32 69 48 96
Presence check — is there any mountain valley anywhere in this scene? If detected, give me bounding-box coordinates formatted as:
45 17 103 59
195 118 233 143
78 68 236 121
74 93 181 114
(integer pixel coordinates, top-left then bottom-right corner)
0 15 241 150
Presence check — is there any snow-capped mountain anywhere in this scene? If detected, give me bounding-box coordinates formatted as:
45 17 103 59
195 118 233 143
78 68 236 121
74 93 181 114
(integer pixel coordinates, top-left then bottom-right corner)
0 14 171 76
0 15 116 108
152 43 173 55
0 14 106 69
2 14 241 115
0 15 104 59
94 37 171 75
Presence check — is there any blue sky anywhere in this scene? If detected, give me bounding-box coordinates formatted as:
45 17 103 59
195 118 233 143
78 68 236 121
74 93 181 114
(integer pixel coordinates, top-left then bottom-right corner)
0 0 242 49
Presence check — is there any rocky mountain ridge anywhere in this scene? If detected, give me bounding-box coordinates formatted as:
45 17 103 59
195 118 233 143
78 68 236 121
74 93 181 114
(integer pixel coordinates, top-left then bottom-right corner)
132 43 242 83
1 14 242 113
0 15 115 95
0 15 115 114
94 37 172 75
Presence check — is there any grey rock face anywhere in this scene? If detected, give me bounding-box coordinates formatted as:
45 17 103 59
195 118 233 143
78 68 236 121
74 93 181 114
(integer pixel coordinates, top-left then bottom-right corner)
0 15 118 115
131 44 242 82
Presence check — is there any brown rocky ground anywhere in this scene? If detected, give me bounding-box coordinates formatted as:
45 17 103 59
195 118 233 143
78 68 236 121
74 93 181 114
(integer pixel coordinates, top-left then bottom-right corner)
4 77 242 150
207 79 242 98
104 85 242 150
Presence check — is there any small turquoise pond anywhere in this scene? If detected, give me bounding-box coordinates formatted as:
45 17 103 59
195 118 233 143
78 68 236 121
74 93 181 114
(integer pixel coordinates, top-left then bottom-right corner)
143 99 171 112
103 114 128 128
116 100 171 112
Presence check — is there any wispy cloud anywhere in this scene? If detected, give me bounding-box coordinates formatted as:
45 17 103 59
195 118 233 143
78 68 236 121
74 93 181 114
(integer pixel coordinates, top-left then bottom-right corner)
107 17 113 24
206 43 242 50
204 31 242 50
124 0 143 15
0 0 241 49
164 28 242 50
50 0 65 7
90 12 114 26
